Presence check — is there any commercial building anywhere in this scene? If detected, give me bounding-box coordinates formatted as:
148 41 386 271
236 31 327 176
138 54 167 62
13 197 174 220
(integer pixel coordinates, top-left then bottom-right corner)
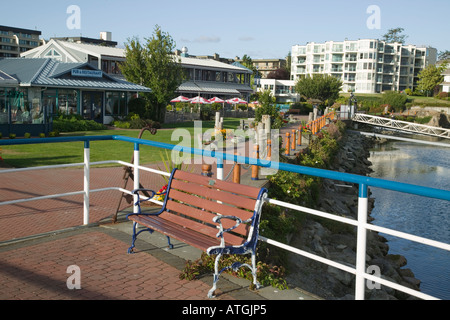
22 43 253 101
0 25 43 58
251 58 286 79
21 38 125 78
291 39 437 93
0 58 150 136
172 47 253 101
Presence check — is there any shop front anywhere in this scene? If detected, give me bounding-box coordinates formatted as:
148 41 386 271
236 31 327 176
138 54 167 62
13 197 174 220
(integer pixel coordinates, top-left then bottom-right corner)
0 58 150 137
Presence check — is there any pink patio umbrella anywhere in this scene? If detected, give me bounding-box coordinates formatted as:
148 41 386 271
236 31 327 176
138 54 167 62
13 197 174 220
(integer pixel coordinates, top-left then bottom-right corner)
189 96 210 104
226 97 248 104
208 97 225 103
170 95 190 103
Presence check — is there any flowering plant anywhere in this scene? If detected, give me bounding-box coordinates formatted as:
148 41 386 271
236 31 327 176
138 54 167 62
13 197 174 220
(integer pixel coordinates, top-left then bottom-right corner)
214 129 233 141
153 184 168 202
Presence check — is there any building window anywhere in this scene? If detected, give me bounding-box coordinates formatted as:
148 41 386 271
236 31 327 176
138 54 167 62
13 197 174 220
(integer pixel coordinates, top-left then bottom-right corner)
0 89 8 124
106 92 128 116
58 90 78 115
43 89 58 115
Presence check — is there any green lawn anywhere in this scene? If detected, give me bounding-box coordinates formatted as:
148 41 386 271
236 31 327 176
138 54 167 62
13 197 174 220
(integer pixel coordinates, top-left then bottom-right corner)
1 118 242 168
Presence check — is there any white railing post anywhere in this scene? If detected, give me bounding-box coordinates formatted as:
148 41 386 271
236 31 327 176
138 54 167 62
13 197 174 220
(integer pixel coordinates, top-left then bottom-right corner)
83 141 90 225
217 157 223 180
355 183 369 300
133 143 140 213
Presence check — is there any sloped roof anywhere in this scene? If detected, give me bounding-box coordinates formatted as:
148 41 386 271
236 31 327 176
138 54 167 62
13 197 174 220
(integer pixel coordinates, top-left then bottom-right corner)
21 39 125 60
177 81 252 94
0 69 18 86
0 58 150 92
179 56 252 73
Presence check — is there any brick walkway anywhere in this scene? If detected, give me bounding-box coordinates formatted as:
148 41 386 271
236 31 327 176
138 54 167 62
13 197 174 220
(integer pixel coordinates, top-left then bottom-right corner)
0 164 258 301
0 227 240 300
0 125 314 302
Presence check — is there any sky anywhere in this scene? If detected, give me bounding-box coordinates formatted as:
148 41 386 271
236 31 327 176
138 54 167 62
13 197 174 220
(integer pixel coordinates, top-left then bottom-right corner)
1 0 449 59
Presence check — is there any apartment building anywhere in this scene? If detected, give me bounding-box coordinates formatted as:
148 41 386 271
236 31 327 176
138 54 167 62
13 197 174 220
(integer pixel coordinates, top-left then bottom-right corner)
291 39 437 93
0 25 43 58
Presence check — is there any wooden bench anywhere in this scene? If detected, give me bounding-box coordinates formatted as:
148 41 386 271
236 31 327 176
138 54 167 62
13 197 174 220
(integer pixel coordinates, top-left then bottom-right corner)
126 168 268 298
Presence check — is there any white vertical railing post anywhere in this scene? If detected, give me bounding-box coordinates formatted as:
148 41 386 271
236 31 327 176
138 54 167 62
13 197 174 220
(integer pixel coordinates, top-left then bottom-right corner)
133 143 140 213
355 183 369 300
217 157 223 180
83 141 90 225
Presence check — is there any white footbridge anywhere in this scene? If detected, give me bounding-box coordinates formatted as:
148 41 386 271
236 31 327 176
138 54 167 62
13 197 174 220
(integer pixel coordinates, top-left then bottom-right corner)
352 113 450 140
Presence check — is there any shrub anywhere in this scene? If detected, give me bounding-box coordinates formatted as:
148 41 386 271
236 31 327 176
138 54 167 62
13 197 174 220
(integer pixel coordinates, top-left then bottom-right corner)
9 133 16 139
0 132 2 139
53 116 106 132
128 97 147 118
382 91 408 112
39 133 46 138
437 92 448 99
24 132 31 138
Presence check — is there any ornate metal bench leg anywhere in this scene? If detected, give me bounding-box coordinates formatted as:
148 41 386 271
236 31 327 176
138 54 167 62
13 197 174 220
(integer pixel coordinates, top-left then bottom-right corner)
207 253 222 298
251 252 261 289
128 222 154 254
128 222 138 254
166 236 174 249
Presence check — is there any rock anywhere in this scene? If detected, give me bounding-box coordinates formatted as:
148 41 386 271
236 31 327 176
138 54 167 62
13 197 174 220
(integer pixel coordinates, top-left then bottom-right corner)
285 130 422 300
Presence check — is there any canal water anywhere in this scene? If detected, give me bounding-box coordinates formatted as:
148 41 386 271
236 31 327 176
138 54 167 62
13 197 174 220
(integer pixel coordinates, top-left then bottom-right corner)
368 137 450 299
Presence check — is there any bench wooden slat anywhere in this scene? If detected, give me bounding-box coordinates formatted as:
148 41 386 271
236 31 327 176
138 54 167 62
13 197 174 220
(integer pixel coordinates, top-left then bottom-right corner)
168 189 254 223
159 210 245 246
170 179 257 211
174 170 261 199
129 215 219 251
166 199 250 237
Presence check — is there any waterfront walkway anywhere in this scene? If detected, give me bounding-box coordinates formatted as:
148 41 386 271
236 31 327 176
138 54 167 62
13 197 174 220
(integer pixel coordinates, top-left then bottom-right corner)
0 122 318 301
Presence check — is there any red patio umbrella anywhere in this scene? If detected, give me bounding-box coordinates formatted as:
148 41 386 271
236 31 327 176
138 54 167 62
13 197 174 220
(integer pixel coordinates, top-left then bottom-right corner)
170 95 190 103
226 97 248 104
190 96 210 104
209 97 225 103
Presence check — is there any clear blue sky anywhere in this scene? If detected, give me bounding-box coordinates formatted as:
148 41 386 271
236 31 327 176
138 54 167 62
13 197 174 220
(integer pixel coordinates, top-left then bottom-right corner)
1 0 449 59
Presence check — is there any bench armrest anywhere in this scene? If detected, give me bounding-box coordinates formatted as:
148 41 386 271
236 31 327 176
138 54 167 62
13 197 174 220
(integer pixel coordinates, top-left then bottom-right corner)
126 188 165 217
132 188 158 205
213 215 253 246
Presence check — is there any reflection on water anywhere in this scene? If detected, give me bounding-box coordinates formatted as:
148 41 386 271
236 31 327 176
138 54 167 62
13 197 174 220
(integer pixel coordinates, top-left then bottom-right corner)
369 139 450 299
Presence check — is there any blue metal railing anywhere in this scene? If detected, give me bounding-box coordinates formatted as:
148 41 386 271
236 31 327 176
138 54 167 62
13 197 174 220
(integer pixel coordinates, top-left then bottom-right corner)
1 134 449 300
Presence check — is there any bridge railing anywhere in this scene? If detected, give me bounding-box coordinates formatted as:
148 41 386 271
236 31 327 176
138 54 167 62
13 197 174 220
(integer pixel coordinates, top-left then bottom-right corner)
1 135 449 300
352 113 450 139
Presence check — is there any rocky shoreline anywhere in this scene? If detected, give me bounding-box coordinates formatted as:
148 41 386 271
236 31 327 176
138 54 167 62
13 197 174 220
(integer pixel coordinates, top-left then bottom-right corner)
285 130 422 300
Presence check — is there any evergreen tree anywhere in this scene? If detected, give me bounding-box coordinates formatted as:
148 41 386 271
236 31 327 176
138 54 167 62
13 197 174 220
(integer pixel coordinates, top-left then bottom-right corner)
120 25 183 122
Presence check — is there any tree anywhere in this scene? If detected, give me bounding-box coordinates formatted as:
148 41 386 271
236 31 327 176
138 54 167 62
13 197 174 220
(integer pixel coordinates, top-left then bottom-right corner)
120 25 183 122
267 68 290 80
416 63 447 97
382 27 408 43
254 90 279 126
294 74 342 106
438 50 450 62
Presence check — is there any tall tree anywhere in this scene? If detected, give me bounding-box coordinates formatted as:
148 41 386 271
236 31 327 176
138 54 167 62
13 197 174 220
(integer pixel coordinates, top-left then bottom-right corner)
295 74 342 106
382 27 408 43
120 25 183 123
416 63 448 97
